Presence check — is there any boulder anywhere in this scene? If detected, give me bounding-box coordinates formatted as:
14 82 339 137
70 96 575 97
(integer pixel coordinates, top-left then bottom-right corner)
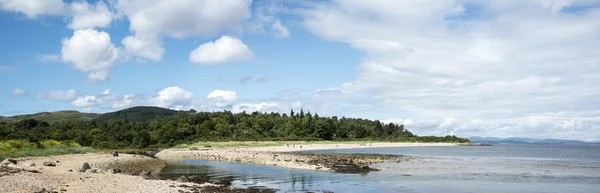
107 169 116 174
79 162 91 172
42 161 56 167
1 159 17 166
176 176 189 182
23 162 36 167
85 169 98 173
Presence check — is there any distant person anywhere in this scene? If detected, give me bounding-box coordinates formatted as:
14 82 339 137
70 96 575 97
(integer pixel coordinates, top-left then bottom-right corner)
112 150 119 157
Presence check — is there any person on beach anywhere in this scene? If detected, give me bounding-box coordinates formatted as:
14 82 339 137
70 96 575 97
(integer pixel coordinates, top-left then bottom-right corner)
112 150 119 157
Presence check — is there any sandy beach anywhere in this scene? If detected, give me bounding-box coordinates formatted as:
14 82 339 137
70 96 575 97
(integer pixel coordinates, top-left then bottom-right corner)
0 153 214 193
1 142 456 192
156 142 456 172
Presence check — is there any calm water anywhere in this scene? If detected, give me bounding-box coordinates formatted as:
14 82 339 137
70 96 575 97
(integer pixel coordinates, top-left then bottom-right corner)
161 144 600 193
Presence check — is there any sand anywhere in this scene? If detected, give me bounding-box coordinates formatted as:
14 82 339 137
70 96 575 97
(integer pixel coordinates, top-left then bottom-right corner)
0 142 456 192
156 142 455 172
0 153 212 193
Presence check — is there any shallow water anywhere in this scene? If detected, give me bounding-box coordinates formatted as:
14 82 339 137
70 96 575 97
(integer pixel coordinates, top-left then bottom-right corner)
161 144 600 193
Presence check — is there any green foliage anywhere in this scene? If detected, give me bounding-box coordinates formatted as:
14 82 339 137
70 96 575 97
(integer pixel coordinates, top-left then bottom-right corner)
0 107 470 150
93 106 179 122
0 140 92 160
0 110 99 124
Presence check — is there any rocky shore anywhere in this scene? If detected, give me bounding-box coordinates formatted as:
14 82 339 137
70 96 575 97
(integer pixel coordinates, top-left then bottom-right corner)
156 148 409 173
0 153 264 193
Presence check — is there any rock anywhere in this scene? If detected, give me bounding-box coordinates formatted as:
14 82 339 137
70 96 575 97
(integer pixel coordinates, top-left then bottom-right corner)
66 169 73 172
1 159 17 166
23 162 35 167
42 161 56 167
79 162 91 172
139 170 150 176
85 169 97 173
176 176 189 182
107 169 116 174
361 166 370 169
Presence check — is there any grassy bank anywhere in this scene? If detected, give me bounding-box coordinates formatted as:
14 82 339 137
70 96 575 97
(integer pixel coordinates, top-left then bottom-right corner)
0 140 94 160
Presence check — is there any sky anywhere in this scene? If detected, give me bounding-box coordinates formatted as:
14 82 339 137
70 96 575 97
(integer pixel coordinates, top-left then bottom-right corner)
1 0 600 141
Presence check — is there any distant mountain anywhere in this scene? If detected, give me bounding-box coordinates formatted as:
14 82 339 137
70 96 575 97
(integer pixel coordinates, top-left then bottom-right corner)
469 136 586 144
93 106 179 122
0 110 100 124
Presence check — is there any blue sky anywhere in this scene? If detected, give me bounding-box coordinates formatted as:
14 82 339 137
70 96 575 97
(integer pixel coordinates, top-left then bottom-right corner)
1 0 600 141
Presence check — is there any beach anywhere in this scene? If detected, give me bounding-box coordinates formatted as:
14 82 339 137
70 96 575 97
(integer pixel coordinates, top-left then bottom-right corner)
156 142 456 172
1 142 456 192
0 153 214 193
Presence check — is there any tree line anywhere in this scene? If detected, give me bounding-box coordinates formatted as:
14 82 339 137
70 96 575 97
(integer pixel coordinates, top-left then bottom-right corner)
0 109 469 149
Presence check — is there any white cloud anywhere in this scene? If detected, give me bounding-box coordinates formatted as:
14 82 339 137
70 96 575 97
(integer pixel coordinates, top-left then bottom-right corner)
11 88 25 96
290 101 302 110
207 90 239 108
101 88 110 95
0 0 66 18
67 1 113 30
248 2 292 38
38 89 77 101
232 102 281 113
88 70 109 82
299 0 600 141
61 29 118 82
189 36 253 64
271 20 290 38
71 96 98 108
110 94 137 109
149 86 193 108
116 0 252 61
121 35 164 62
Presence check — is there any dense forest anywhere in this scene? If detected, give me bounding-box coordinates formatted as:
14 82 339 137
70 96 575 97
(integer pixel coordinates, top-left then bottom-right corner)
0 107 470 149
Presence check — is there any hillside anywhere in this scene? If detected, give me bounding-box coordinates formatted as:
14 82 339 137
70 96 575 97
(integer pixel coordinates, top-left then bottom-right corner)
0 110 99 124
93 106 179 122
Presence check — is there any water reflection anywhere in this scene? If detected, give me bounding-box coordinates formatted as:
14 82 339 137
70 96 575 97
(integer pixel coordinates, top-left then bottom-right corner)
161 144 600 193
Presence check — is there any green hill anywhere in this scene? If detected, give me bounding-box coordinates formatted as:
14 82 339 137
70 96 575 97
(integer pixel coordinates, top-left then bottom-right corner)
93 106 178 122
0 110 100 124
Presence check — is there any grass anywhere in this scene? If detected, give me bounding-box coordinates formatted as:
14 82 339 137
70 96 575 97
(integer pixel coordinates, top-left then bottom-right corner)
174 140 388 149
0 140 94 160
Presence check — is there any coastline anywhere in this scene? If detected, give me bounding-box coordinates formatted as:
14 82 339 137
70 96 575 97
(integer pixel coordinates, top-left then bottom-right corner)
0 153 219 193
156 142 456 172
1 142 457 192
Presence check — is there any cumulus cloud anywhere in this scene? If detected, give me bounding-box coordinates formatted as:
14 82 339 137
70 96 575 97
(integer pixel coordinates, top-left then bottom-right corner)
189 36 253 64
207 90 239 108
0 0 66 18
300 0 600 141
116 0 252 61
67 1 113 30
61 29 118 82
11 88 25 96
232 102 281 113
149 86 193 109
71 96 98 108
38 89 77 101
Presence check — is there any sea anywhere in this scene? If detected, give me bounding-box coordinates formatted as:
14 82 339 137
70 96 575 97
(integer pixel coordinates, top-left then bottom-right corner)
161 143 600 193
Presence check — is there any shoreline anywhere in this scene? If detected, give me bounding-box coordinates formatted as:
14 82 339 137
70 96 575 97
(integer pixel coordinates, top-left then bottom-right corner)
156 142 456 172
1 142 457 192
0 153 246 193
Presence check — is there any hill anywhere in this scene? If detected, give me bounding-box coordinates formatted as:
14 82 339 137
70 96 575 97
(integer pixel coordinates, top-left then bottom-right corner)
93 106 179 122
0 110 99 124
